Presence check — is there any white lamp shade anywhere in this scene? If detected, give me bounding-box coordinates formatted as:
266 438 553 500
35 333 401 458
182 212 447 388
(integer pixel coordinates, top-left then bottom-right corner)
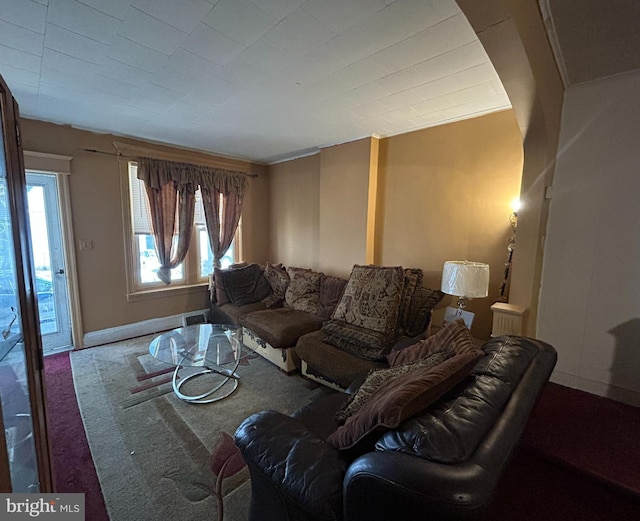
441 261 490 298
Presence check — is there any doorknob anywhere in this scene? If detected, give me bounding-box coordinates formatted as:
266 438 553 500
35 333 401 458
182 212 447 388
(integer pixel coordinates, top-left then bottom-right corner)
56 269 65 275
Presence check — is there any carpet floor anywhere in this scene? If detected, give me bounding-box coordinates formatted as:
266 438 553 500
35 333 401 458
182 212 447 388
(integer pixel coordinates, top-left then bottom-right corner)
45 341 640 521
65 334 332 521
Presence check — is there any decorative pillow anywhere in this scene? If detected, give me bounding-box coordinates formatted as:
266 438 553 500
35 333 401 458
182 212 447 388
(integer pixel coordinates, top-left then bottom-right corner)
335 350 454 425
404 286 445 337
396 268 423 335
332 265 404 337
285 267 322 314
214 268 231 305
327 346 483 450
220 263 271 306
322 320 395 361
387 318 478 367
317 275 348 318
263 262 289 298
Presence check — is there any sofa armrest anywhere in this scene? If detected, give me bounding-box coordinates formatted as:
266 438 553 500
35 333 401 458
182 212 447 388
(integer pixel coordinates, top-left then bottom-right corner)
235 410 348 520
344 452 492 521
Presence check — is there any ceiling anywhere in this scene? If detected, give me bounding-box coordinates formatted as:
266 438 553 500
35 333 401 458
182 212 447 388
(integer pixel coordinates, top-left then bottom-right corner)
0 0 511 164
2 1 638 165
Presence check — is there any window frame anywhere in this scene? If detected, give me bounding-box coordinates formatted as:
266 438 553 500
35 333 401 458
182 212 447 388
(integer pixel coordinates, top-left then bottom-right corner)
121 160 239 300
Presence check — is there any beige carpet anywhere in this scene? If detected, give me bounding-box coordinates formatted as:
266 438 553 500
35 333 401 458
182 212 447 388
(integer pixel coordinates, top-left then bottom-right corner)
71 333 332 521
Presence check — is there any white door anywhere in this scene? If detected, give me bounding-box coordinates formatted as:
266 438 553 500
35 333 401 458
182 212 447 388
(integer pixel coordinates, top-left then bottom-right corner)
26 172 72 353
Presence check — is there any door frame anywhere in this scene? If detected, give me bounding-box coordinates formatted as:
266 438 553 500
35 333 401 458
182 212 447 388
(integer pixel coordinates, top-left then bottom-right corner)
24 151 84 349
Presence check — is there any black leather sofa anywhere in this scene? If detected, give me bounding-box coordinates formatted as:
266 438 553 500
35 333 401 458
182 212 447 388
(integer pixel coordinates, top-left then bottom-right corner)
235 335 557 521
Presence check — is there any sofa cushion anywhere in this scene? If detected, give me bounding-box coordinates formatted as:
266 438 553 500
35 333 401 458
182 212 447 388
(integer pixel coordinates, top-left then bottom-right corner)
240 307 325 349
375 336 540 463
332 265 404 337
219 263 271 306
296 330 386 390
327 346 482 450
212 302 267 325
322 320 396 361
317 275 348 319
285 268 322 314
387 319 479 367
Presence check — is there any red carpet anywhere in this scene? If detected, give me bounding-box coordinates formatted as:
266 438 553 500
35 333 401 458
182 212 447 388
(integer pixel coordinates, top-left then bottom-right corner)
521 382 640 498
44 351 109 521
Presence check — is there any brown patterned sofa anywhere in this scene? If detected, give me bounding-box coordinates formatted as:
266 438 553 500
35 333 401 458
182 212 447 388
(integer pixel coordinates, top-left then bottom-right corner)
209 263 443 382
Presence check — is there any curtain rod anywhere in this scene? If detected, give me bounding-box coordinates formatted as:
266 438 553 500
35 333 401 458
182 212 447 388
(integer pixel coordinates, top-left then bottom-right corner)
81 148 258 177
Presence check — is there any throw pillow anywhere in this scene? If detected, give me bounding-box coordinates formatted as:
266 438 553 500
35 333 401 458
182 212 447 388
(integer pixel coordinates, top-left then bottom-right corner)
404 286 445 337
214 268 231 305
263 262 290 299
335 350 454 425
285 267 322 314
396 268 423 335
327 348 483 450
332 265 404 337
220 263 271 306
387 318 478 367
317 275 348 318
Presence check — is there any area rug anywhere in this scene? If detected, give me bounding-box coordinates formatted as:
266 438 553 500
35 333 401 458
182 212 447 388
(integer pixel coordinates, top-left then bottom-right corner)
70 334 332 521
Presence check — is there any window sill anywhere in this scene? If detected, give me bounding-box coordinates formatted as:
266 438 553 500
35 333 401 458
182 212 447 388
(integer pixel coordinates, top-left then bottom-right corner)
126 282 209 303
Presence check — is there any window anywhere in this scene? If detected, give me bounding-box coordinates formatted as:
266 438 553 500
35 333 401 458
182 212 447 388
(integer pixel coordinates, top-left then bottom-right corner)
127 162 236 290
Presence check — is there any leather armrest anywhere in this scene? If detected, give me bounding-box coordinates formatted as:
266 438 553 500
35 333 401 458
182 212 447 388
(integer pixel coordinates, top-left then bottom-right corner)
344 451 493 521
235 410 348 519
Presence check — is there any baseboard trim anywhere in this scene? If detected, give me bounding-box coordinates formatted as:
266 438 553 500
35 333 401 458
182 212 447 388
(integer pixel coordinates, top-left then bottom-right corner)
551 370 640 407
81 309 209 348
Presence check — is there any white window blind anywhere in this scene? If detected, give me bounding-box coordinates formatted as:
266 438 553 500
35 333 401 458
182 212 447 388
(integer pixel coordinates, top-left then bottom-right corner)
128 161 206 235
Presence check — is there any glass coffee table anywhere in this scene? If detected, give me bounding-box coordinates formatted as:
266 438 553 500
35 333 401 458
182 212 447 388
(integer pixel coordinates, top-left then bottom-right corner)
149 323 242 404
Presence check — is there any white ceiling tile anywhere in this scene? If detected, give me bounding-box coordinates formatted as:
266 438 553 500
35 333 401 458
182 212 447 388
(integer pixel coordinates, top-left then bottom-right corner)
132 0 213 33
44 24 108 66
215 59 270 87
106 36 168 74
76 0 130 20
373 13 478 73
264 7 336 57
412 41 489 83
440 94 510 121
204 0 278 46
47 0 121 45
411 95 454 115
247 0 303 21
0 20 44 56
377 67 424 93
412 76 464 101
380 105 421 123
446 83 497 105
0 0 47 33
408 110 448 128
348 100 392 119
118 7 187 55
41 47 101 79
343 82 390 106
379 89 423 110
181 23 245 65
0 65 40 89
452 62 503 89
236 37 295 71
302 0 387 34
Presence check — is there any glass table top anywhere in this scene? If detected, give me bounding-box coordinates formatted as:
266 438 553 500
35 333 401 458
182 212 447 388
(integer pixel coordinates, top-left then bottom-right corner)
149 323 241 369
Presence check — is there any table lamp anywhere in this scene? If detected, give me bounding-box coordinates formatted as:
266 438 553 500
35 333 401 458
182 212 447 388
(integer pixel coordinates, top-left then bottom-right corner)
441 260 490 314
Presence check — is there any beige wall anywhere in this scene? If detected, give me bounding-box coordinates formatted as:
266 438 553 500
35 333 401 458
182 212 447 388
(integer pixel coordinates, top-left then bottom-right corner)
268 153 320 269
318 138 372 278
268 111 523 340
378 111 523 339
19 119 267 338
